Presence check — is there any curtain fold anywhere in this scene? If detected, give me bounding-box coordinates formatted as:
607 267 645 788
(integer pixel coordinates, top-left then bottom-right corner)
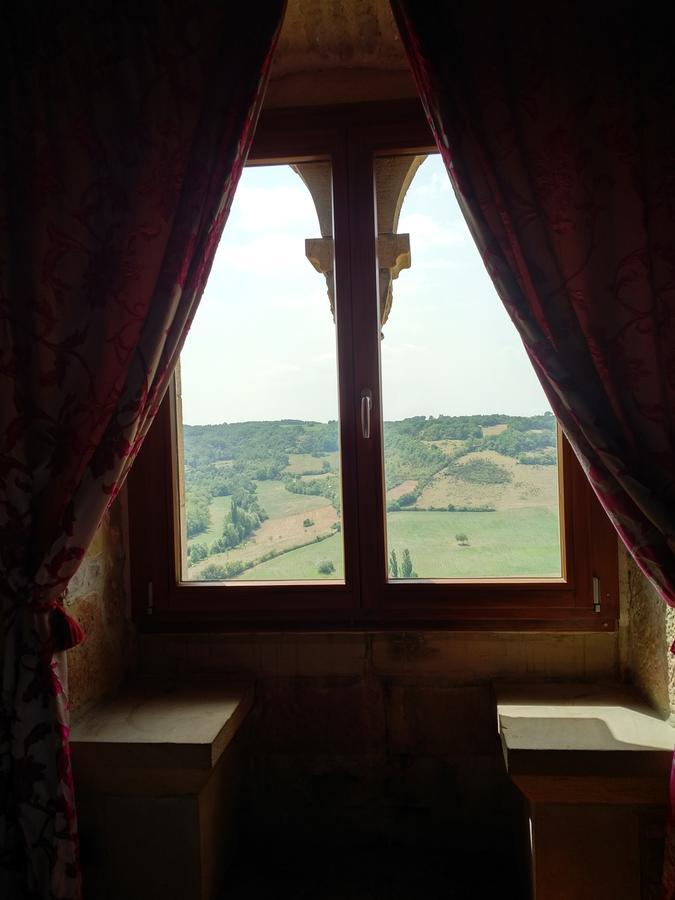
390 0 675 606
0 3 285 896
390 1 675 894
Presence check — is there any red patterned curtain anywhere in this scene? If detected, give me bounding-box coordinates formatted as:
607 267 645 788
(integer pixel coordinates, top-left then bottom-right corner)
0 2 285 897
390 0 675 604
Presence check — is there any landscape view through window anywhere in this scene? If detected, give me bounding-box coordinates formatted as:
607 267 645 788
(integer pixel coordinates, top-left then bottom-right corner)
178 155 561 583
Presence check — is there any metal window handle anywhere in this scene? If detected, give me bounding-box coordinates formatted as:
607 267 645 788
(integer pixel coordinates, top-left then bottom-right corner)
361 389 372 439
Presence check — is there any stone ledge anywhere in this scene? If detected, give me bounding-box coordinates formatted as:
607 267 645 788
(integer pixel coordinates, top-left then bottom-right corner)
71 678 253 794
496 682 674 804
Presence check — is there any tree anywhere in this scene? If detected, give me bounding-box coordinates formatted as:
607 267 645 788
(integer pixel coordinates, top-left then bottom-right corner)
389 549 399 578
455 533 469 546
317 559 335 574
199 563 228 581
303 518 314 527
401 548 417 578
187 542 208 566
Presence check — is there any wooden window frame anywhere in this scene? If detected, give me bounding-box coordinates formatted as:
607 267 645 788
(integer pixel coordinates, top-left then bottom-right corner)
128 100 619 633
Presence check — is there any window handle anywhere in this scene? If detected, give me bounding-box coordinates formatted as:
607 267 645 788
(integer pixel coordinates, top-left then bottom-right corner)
360 389 372 439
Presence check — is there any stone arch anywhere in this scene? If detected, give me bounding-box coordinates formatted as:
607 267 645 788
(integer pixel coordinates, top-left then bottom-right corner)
294 153 428 329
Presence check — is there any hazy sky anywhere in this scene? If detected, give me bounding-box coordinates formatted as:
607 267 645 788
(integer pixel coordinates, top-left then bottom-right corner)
180 155 551 425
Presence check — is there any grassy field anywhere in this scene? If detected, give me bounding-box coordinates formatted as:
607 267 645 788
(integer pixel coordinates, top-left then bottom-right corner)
232 506 560 582
254 479 334 519
284 452 339 474
386 507 561 578
194 495 231 548
237 532 344 581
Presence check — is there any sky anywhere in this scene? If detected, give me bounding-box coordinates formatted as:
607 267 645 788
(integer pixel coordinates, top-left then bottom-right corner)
180 155 551 426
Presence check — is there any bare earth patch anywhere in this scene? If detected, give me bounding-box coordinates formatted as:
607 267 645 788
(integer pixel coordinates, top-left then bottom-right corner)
386 479 418 500
481 424 508 436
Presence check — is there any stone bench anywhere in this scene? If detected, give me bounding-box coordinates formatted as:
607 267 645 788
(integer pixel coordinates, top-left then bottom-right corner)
71 679 254 900
496 683 674 900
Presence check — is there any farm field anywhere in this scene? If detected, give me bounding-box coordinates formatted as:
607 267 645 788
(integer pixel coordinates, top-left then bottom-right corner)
254 480 333 519
182 412 561 582
236 507 559 581
386 507 560 578
238 532 344 580
284 451 339 474
415 451 559 513
190 503 339 579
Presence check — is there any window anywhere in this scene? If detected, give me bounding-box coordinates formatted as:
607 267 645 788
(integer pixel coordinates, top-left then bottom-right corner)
129 101 618 629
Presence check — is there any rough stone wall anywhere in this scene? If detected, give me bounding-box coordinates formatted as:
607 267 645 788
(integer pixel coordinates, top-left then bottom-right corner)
619 543 675 719
65 493 137 714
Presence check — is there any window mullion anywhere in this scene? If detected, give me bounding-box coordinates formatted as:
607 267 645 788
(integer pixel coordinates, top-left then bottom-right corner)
346 132 387 608
331 134 363 605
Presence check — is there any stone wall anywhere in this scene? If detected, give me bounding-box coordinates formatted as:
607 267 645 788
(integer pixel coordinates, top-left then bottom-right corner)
65 491 136 714
619 543 675 719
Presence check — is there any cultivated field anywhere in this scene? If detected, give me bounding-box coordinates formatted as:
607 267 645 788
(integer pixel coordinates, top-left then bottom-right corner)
184 414 561 582
238 532 344 581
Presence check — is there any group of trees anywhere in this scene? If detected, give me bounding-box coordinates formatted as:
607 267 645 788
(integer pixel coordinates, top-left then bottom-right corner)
283 473 341 513
382 431 448 490
389 548 418 579
448 458 511 484
210 492 267 554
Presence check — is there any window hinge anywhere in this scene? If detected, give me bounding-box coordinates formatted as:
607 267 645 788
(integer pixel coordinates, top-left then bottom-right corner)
146 582 154 616
592 575 601 613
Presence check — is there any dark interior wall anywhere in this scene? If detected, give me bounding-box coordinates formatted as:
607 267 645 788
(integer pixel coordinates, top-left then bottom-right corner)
139 628 617 889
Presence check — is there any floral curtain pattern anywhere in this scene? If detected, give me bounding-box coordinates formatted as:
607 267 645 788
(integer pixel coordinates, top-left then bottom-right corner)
0 3 285 897
390 0 675 607
390 1 675 894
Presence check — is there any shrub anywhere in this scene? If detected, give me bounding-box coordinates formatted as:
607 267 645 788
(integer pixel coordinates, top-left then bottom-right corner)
317 559 335 574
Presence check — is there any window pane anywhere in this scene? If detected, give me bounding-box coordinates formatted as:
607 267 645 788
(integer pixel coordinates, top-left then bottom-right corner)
378 154 562 580
177 163 344 583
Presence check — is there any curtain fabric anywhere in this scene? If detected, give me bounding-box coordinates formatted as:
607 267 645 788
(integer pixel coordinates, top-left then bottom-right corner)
390 0 675 894
0 3 285 897
390 0 675 606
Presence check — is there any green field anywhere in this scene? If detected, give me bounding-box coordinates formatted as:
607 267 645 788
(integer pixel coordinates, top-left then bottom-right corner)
235 507 560 581
195 495 231 548
284 452 339 474
238 533 344 581
386 507 561 578
254 479 334 519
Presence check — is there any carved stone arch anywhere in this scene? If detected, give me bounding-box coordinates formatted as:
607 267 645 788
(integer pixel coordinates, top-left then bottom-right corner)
294 154 427 329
